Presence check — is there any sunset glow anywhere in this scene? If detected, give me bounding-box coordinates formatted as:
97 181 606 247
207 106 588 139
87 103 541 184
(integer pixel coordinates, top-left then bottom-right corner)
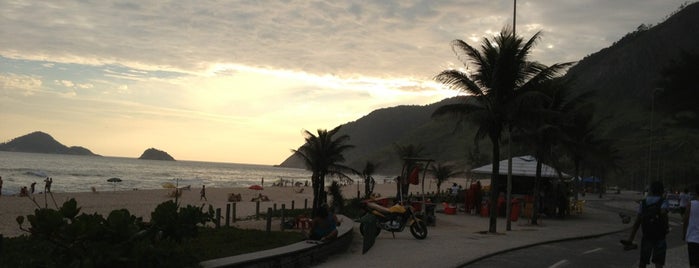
0 0 685 164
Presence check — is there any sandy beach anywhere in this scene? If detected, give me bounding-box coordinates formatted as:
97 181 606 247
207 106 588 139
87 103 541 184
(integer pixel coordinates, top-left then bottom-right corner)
0 182 404 237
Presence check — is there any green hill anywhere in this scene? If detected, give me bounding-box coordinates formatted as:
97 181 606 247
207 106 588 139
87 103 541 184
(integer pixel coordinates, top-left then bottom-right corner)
0 131 100 156
279 3 699 189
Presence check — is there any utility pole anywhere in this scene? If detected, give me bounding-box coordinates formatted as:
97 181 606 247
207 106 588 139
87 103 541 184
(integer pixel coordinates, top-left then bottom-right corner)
506 0 517 232
513 0 517 34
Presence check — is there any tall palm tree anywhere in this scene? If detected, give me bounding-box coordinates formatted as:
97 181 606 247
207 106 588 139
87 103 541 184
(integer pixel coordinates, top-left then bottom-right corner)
292 126 355 217
428 163 462 194
514 78 584 224
433 27 572 233
558 101 605 200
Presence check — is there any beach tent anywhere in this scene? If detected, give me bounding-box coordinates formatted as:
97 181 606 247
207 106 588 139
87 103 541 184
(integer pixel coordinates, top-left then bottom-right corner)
470 155 569 194
471 155 568 178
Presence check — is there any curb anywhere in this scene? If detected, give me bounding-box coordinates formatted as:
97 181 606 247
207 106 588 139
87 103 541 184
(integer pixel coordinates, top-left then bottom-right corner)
457 226 631 267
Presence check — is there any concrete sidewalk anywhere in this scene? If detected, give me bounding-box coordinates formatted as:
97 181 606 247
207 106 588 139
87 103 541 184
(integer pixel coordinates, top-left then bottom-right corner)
319 192 689 267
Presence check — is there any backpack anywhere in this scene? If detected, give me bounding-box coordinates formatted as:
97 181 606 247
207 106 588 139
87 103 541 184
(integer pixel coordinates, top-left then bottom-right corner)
640 198 669 240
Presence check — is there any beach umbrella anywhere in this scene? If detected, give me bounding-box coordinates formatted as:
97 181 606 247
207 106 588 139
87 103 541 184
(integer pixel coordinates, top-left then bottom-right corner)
248 185 264 191
107 177 122 191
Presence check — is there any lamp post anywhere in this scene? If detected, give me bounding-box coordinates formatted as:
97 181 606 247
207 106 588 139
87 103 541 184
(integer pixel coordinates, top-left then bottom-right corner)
505 0 517 232
513 0 517 34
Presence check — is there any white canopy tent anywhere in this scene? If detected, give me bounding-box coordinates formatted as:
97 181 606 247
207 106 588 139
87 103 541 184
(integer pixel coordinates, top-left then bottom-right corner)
471 155 570 178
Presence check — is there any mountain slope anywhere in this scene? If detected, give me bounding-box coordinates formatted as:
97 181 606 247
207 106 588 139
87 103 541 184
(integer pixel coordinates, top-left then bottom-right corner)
279 97 486 173
278 3 699 187
0 131 99 156
564 2 699 187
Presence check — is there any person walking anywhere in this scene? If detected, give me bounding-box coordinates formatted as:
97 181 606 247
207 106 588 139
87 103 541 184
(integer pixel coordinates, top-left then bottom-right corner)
30 182 36 194
200 185 207 201
680 188 691 216
621 181 669 268
683 184 699 268
474 181 483 214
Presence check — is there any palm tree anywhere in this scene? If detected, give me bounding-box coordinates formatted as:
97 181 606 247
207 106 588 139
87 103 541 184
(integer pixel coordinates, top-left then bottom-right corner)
582 138 622 193
514 78 587 224
433 27 572 233
428 163 462 194
362 161 379 198
292 126 355 217
557 101 605 200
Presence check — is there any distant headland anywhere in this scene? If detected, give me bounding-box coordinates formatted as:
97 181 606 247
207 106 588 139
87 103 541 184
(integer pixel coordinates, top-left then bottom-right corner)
0 131 99 156
138 148 175 161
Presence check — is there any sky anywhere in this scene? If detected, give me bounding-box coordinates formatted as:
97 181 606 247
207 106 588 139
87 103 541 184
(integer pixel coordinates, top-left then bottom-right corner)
0 1 690 165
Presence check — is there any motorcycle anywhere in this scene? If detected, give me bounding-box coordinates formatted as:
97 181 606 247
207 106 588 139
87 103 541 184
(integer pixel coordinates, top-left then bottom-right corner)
359 200 428 239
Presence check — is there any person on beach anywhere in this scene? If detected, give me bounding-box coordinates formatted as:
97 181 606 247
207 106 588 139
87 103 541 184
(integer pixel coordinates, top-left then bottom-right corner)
0 176 3 196
683 184 699 268
44 177 49 193
30 182 36 194
200 185 207 201
621 181 669 267
19 186 29 197
451 183 459 197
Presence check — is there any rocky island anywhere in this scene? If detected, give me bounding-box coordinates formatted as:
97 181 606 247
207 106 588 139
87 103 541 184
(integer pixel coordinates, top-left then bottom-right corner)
138 148 175 161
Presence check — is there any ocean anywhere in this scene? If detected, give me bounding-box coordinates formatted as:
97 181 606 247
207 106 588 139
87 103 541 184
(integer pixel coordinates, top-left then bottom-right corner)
0 151 312 195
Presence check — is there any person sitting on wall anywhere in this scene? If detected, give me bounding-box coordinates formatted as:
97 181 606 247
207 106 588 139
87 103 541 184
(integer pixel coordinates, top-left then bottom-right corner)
306 204 339 242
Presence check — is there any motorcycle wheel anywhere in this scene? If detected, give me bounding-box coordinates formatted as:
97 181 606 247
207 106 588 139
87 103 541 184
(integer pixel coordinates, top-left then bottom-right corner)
359 222 381 237
409 220 428 239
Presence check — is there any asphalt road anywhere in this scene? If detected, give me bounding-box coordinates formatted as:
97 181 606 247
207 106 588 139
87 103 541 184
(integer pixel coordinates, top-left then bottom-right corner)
466 203 686 268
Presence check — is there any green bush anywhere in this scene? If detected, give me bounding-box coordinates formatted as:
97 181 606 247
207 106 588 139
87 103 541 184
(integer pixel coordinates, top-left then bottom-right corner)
7 198 214 267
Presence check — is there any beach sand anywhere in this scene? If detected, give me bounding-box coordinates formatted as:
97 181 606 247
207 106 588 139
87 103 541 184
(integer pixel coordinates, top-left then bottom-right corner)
0 182 406 237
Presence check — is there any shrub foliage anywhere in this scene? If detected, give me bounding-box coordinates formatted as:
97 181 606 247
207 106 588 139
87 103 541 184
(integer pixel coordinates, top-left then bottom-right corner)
9 198 213 267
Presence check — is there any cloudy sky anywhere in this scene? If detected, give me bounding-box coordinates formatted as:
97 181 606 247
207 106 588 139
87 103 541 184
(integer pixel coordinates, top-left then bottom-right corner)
0 0 688 165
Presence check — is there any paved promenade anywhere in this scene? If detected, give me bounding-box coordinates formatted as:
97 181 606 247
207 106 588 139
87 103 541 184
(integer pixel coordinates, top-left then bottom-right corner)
320 191 689 267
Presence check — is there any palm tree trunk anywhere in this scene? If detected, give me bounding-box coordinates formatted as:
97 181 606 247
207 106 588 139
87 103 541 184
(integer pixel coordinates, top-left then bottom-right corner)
506 130 513 231
312 174 320 217
489 137 500 233
364 176 370 198
531 158 543 225
312 173 327 217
